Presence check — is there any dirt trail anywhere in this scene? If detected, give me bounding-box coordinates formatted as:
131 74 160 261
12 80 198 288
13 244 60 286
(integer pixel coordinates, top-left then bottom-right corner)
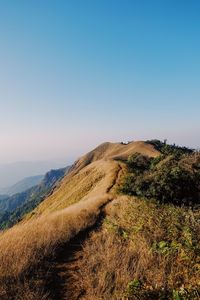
45 210 105 300
107 162 124 193
45 163 123 299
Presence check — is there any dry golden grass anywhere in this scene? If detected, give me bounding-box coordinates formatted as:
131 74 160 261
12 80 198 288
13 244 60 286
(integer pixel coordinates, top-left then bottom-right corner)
73 141 159 173
0 194 112 299
79 196 200 299
0 141 170 299
24 141 158 220
24 160 124 219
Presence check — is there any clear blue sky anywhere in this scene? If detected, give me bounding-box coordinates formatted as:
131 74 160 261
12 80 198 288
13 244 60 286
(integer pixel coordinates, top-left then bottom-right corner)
0 0 200 164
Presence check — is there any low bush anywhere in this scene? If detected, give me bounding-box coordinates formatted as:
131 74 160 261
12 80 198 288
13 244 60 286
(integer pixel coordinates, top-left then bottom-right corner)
120 150 200 206
146 139 194 157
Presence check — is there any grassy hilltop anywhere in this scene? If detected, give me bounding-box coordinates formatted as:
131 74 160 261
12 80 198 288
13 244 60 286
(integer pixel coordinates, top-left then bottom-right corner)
0 140 199 300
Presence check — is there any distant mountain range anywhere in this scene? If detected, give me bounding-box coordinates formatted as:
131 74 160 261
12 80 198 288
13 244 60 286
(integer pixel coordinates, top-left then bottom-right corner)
0 166 70 229
0 175 44 196
0 160 69 190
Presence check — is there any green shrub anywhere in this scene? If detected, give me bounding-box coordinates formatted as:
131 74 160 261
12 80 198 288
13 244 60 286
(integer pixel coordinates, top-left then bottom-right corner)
120 151 200 206
146 139 194 157
127 153 151 173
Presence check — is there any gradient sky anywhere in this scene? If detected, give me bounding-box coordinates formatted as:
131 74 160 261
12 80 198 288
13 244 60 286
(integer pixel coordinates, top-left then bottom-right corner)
0 0 200 164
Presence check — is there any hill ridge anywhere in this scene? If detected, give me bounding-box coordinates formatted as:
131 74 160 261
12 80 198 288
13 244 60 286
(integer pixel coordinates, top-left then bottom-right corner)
4 140 199 299
24 141 159 219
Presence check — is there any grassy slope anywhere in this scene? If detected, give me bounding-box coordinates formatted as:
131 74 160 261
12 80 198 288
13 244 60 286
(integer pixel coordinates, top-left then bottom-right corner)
0 141 199 299
24 160 120 218
0 194 113 299
79 196 200 299
24 141 158 219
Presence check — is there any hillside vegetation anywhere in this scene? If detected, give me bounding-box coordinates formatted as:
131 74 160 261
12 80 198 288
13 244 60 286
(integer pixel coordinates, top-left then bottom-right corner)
120 141 200 206
23 141 158 219
79 196 200 299
0 174 44 196
0 167 68 229
0 140 199 300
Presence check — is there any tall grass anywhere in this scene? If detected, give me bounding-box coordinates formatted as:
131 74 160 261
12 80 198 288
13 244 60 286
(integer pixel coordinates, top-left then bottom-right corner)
79 196 200 299
0 194 112 299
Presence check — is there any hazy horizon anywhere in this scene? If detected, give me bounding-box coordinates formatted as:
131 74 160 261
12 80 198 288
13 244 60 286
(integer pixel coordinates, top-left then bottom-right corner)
0 159 71 190
0 135 199 166
1 1 200 165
